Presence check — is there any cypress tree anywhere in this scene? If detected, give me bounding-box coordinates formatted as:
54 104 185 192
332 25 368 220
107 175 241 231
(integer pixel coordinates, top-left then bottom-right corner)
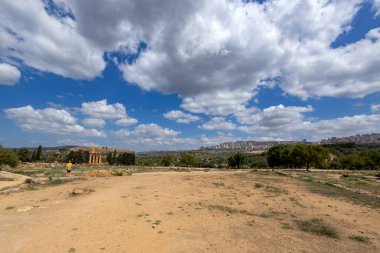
36 145 42 161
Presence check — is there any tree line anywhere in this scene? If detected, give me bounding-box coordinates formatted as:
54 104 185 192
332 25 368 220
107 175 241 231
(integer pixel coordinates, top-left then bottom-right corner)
1 143 379 170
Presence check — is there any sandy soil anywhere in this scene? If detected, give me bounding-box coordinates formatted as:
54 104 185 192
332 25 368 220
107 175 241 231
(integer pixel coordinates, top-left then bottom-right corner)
0 171 379 253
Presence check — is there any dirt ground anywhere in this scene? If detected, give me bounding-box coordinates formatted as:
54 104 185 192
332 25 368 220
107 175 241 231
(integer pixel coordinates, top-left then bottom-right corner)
0 170 379 253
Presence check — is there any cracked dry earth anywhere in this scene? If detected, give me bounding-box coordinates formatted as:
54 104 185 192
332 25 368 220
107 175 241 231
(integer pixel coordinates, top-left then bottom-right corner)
0 171 379 253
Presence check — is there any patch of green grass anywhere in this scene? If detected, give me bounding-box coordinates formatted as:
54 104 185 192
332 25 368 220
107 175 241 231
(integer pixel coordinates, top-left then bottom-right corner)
304 180 380 209
5 206 15 210
45 168 66 178
68 248 76 253
295 219 339 239
281 223 293 230
349 235 370 243
299 174 315 182
265 186 288 195
254 183 263 188
0 177 14 181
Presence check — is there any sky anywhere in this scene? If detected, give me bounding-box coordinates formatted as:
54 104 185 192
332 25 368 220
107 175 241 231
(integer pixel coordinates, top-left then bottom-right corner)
0 0 380 151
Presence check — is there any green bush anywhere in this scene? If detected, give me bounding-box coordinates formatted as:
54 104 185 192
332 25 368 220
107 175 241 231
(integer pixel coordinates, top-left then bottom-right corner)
0 146 19 168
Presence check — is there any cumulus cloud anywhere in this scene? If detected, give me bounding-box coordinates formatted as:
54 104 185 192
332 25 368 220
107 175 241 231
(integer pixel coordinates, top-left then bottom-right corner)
1 0 380 112
80 99 127 120
0 0 105 79
163 110 200 124
4 105 106 137
371 104 380 113
114 123 196 151
238 104 380 140
0 63 21 85
82 118 106 128
199 117 237 131
114 117 138 126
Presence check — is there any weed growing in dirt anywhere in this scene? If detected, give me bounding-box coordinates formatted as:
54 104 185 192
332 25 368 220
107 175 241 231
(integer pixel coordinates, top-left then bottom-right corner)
212 182 225 187
167 211 173 215
5 206 15 210
68 248 76 253
349 235 370 243
153 220 161 225
208 205 238 214
254 183 263 188
295 218 339 239
265 186 288 195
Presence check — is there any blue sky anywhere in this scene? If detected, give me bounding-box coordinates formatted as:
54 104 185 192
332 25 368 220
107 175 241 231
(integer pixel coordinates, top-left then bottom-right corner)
1 0 380 151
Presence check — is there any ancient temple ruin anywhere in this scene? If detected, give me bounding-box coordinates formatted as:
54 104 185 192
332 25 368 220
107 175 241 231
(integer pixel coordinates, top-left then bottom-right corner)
88 147 102 165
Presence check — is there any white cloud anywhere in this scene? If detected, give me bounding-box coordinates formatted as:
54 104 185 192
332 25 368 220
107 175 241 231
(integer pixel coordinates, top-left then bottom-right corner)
163 110 200 124
82 118 106 128
238 104 380 140
0 0 105 79
114 123 196 151
80 99 127 120
0 63 21 85
114 117 138 127
57 138 101 147
199 117 237 131
373 0 380 16
371 104 380 113
181 90 254 116
4 105 106 137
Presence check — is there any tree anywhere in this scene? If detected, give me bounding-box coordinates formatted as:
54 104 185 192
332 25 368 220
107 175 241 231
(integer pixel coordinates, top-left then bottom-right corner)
228 152 245 168
267 145 290 167
116 152 135 165
0 146 19 168
161 154 174 166
67 150 85 164
112 150 117 165
17 149 31 162
180 153 195 167
31 150 36 162
106 152 113 165
36 145 42 161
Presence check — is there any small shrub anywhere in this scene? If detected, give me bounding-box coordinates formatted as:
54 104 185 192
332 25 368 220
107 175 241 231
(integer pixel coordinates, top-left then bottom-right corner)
254 183 263 188
114 170 124 176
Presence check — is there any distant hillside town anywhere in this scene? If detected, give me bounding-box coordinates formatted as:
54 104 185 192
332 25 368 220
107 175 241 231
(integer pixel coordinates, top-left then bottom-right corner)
318 133 380 145
200 133 380 152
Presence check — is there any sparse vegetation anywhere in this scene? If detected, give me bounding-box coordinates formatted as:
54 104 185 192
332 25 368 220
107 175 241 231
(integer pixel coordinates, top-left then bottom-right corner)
295 219 339 239
349 235 370 243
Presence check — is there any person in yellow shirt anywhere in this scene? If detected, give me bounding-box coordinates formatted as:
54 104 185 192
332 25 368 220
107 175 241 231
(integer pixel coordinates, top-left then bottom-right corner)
66 161 72 174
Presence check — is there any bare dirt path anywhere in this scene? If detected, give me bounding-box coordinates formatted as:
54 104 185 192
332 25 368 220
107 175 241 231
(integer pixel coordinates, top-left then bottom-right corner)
0 171 379 253
0 171 30 190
